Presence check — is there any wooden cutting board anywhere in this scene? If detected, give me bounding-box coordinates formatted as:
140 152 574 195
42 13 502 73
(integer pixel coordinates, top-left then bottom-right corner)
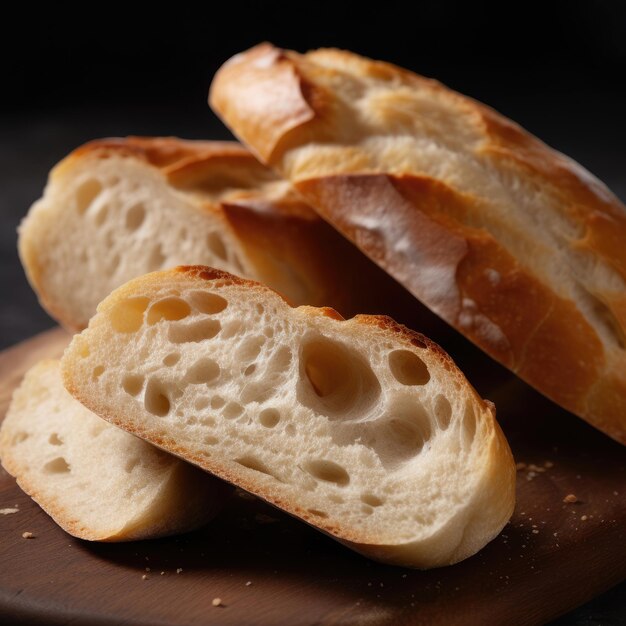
0 328 624 626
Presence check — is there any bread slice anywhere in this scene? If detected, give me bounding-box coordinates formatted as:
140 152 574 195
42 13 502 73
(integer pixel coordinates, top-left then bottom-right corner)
61 265 515 567
210 43 626 445
19 136 408 330
0 359 227 541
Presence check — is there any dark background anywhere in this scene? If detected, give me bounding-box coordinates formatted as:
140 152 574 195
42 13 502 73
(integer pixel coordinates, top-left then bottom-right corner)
1 1 625 622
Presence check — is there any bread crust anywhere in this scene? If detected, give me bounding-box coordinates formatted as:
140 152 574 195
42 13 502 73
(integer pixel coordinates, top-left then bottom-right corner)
0 359 227 541
210 44 626 444
19 137 413 330
62 265 516 567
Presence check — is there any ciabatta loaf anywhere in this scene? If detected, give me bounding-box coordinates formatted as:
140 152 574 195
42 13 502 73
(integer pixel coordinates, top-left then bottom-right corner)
19 137 405 330
0 360 226 541
62 266 515 568
210 44 626 445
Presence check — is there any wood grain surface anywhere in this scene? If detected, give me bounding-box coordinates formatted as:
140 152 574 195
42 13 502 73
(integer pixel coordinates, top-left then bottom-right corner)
0 327 624 626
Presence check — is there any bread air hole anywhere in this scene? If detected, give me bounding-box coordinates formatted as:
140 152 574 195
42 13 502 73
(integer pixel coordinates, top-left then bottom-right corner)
360 493 384 507
92 365 105 380
234 456 280 481
94 203 109 226
389 350 430 386
305 460 350 487
463 404 477 445
48 433 63 446
163 353 181 367
184 358 220 385
44 457 70 474
125 202 146 231
109 297 150 333
207 232 228 260
147 297 191 325
122 374 144 396
188 291 228 315
434 394 452 429
369 400 432 469
144 379 171 417
223 402 244 419
259 408 280 428
148 243 166 270
168 319 221 343
125 458 140 473
299 335 381 419
75 178 102 214
12 432 29 445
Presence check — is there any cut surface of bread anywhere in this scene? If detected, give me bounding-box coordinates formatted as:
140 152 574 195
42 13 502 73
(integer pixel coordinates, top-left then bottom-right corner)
62 266 515 568
19 136 409 330
0 359 226 541
210 44 626 445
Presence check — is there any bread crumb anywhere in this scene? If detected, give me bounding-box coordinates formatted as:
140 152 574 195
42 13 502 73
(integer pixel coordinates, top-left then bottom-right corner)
176 568 183 574
141 574 148 580
544 461 554 468
581 515 588 521
145 567 151 572
0 508 19 515
245 581 252 586
515 462 527 471
21 531 34 539
160 571 165 576
532 529 539 534
212 598 222 607
563 494 578 504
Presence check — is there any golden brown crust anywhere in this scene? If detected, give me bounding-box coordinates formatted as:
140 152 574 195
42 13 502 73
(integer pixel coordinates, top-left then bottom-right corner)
210 44 626 445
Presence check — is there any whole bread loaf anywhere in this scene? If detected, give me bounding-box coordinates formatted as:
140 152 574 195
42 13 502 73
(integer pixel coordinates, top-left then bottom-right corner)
210 44 626 444
19 137 410 330
61 265 515 568
0 360 227 541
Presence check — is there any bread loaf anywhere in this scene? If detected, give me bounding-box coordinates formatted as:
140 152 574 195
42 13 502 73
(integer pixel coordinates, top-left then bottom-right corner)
0 360 227 541
210 43 626 445
61 265 515 568
19 137 408 330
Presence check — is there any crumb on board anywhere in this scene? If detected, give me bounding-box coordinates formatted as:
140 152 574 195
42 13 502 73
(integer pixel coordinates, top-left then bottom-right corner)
0 508 19 515
212 598 223 607
581 515 588 521
161 571 165 576
142 574 148 581
563 494 578 504
515 462 527 471
176 568 183 574
22 531 34 539
245 581 252 586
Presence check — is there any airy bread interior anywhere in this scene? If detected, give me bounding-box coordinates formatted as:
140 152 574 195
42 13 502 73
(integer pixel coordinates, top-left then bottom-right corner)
0 359 225 541
62 266 515 567
19 151 251 329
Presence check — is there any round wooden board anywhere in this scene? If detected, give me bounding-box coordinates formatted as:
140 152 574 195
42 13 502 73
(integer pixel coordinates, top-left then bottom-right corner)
0 328 624 626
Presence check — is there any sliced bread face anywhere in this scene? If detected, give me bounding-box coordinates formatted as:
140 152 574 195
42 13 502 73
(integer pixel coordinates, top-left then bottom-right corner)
19 137 413 331
0 360 227 542
62 266 515 568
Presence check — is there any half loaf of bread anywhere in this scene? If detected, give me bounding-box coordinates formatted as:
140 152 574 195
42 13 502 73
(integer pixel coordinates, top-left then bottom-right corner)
0 359 227 541
19 137 406 330
62 265 515 567
210 43 626 445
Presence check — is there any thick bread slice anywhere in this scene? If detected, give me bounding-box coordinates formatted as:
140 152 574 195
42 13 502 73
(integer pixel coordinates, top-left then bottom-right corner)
19 137 407 330
61 266 515 568
210 44 626 445
0 360 227 541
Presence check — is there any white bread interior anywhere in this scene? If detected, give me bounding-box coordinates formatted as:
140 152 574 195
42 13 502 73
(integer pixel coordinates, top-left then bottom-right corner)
62 266 515 567
0 359 226 541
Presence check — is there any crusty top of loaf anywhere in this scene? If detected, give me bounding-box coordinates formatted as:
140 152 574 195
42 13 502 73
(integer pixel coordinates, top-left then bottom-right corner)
210 43 626 444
